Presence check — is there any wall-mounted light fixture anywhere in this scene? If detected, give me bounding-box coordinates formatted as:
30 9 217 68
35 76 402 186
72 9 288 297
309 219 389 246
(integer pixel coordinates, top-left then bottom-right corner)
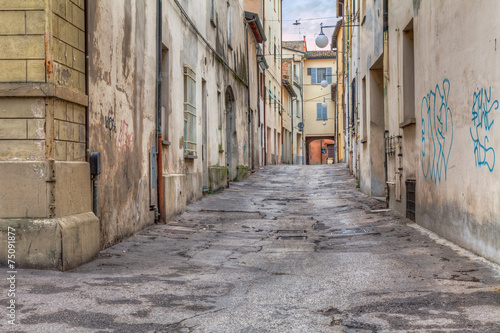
315 22 360 49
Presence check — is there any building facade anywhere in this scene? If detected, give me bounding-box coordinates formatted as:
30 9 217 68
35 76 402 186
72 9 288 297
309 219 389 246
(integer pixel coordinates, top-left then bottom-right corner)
263 0 282 165
0 0 99 270
282 41 306 165
0 0 264 270
303 51 336 165
347 0 500 264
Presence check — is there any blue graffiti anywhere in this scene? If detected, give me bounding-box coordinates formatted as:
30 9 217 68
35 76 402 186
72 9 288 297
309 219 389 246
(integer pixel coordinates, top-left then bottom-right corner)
421 79 454 184
243 140 247 154
470 87 497 172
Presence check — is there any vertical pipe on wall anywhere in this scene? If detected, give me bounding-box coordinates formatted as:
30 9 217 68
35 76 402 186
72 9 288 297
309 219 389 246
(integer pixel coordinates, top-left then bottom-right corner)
155 0 163 223
383 0 389 205
84 0 89 162
245 20 251 170
262 2 266 165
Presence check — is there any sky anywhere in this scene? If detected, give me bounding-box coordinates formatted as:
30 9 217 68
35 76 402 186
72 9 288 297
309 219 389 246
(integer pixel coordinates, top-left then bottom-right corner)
282 0 339 51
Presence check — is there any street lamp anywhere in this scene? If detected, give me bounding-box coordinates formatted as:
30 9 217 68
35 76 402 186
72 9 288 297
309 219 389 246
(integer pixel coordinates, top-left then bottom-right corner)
315 27 329 48
315 23 337 49
322 98 327 108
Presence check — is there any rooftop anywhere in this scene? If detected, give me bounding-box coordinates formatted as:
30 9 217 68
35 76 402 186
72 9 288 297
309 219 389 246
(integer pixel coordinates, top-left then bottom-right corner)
282 41 306 53
305 50 337 59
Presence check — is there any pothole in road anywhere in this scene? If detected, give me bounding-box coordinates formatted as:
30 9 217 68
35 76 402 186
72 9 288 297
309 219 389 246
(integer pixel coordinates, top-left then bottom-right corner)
305 192 338 197
331 228 368 236
328 228 381 237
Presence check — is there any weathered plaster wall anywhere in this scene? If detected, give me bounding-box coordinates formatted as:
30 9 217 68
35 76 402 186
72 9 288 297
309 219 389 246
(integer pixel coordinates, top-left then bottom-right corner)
162 0 249 215
88 0 156 248
359 0 384 196
386 0 415 216
411 0 500 264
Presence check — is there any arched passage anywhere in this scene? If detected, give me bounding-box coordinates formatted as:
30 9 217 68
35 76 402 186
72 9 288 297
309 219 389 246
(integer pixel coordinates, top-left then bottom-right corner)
305 136 335 165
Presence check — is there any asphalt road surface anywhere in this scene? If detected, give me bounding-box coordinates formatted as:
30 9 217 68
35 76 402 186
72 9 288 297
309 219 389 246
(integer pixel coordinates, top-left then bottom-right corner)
3 164 500 332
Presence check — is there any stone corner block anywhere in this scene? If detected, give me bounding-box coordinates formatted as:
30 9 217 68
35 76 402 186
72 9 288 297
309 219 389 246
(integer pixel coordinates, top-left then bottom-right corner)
0 212 99 271
58 212 99 271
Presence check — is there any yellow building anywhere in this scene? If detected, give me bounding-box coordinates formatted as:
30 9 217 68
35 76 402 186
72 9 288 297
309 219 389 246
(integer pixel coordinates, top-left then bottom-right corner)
303 51 337 164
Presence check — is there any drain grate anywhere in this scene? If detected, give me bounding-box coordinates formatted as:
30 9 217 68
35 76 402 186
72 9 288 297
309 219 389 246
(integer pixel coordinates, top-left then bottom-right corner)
277 236 308 240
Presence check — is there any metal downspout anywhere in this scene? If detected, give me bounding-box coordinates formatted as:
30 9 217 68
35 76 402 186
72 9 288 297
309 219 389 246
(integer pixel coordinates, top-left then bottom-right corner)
300 77 305 165
244 19 253 170
383 0 389 206
155 0 163 223
84 0 89 162
262 3 267 166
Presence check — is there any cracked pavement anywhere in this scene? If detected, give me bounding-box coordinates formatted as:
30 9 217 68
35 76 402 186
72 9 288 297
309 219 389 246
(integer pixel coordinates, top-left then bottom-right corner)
2 165 500 332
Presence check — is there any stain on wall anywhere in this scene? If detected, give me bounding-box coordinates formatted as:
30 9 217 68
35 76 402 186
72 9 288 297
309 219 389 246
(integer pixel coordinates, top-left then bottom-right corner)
88 0 156 249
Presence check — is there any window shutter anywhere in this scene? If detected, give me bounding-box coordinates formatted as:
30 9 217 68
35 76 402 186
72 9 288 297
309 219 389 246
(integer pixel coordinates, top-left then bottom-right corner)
326 67 333 84
322 105 327 120
316 103 322 119
311 68 317 84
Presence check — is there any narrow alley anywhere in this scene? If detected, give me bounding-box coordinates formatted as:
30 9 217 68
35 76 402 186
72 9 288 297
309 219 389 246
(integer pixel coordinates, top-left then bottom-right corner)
5 165 500 333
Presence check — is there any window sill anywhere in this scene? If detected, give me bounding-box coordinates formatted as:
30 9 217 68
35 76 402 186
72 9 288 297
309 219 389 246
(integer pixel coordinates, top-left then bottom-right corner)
361 139 367 143
399 118 416 128
184 154 198 160
162 140 171 146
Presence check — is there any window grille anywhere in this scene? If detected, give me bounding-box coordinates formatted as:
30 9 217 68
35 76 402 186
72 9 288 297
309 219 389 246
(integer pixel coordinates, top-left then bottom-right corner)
184 66 197 156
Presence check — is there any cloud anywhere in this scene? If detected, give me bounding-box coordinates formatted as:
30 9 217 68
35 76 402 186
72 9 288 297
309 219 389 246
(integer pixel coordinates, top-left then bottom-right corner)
282 0 338 50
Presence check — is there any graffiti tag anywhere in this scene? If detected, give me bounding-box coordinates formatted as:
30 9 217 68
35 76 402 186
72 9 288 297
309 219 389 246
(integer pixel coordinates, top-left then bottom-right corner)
421 78 454 184
470 87 497 172
118 120 135 152
105 116 117 133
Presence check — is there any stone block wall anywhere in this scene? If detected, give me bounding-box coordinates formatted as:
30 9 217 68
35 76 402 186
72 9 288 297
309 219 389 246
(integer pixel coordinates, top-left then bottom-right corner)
0 0 87 162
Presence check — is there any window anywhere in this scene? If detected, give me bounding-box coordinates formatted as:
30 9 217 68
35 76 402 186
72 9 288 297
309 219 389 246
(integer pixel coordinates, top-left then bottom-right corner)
217 90 222 130
310 67 333 85
184 66 197 156
296 100 299 117
307 68 311 76
227 3 231 46
210 0 215 25
274 37 277 61
274 87 277 112
161 46 169 142
316 103 327 120
268 80 272 105
362 76 367 140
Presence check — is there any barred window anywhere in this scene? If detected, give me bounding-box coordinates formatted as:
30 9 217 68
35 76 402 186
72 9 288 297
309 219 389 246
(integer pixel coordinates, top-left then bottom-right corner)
184 66 197 157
